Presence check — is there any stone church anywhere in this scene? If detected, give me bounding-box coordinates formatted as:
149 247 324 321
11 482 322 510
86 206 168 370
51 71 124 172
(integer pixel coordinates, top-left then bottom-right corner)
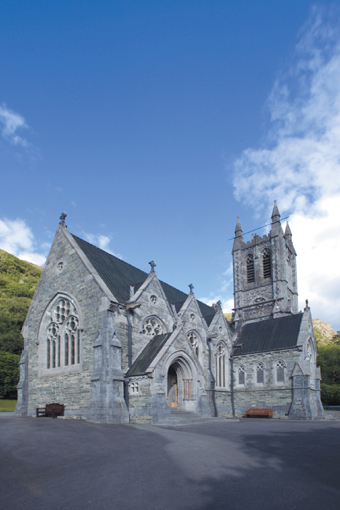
15 202 325 423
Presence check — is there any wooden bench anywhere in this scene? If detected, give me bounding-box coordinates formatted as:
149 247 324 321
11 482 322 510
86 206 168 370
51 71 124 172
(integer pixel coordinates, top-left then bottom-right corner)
36 403 65 418
245 408 273 419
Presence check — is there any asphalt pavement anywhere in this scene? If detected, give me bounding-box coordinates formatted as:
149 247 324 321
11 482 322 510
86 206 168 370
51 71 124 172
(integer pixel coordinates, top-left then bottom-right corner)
1 414 340 510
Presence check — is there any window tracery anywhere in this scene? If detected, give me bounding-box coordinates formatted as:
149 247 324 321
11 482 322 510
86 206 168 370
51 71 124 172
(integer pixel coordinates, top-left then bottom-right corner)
275 360 285 383
141 316 163 336
216 343 226 388
46 296 81 370
256 362 265 384
238 365 246 385
187 331 199 356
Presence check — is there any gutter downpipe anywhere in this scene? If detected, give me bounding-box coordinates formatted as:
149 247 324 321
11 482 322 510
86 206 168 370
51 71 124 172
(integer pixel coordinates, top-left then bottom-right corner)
207 338 217 417
126 310 133 370
230 355 235 417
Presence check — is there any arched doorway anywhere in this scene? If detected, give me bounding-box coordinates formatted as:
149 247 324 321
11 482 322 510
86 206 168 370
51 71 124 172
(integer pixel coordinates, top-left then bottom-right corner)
166 356 195 410
167 365 178 408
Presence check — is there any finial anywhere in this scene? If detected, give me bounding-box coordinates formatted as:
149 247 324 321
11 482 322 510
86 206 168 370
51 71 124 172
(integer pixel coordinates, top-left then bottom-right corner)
232 216 244 252
271 200 281 221
285 222 292 237
59 212 67 227
149 260 156 272
235 216 243 236
305 299 309 310
189 284 194 294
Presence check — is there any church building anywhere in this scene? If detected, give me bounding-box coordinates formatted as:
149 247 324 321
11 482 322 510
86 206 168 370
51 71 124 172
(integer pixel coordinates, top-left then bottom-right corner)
15 202 325 423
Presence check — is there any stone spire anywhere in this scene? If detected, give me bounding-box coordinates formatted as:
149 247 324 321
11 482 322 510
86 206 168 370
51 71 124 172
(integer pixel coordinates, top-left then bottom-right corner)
232 217 243 252
270 201 283 236
285 222 292 240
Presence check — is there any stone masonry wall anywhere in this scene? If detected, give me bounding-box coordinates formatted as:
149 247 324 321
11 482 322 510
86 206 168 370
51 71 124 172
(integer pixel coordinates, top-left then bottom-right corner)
23 226 106 416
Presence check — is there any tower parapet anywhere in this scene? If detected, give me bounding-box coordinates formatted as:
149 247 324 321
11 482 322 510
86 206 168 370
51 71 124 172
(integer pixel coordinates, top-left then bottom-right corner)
232 201 298 324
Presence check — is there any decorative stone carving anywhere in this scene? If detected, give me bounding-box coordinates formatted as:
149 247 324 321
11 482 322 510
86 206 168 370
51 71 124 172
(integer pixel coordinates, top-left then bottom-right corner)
141 316 163 336
187 331 199 356
150 295 157 304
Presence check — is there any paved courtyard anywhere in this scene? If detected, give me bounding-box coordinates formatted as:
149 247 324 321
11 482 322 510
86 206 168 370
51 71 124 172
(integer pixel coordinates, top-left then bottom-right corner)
1 414 340 510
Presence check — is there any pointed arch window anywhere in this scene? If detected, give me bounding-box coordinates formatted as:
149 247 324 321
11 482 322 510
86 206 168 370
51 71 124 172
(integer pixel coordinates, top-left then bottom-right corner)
275 360 285 383
216 343 226 388
263 249 271 279
39 294 83 376
187 331 199 357
246 254 255 283
238 365 246 386
46 297 80 370
256 362 265 384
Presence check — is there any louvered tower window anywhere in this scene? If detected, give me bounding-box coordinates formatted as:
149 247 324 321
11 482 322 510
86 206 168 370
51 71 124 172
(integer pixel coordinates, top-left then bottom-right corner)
246 254 255 283
263 249 271 279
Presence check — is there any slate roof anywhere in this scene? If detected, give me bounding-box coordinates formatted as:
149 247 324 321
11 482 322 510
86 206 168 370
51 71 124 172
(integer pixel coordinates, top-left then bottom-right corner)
126 333 172 377
232 313 303 355
71 234 214 317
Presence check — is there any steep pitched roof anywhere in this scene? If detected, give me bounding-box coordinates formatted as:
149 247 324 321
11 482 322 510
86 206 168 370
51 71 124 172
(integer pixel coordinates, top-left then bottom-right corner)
71 234 214 317
233 313 303 355
126 333 172 377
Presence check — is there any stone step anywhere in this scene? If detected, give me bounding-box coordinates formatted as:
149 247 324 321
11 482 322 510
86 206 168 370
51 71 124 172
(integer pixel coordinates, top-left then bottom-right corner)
156 409 230 426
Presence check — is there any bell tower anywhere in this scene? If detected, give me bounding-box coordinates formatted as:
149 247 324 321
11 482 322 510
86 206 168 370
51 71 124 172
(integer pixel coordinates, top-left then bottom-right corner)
232 201 298 324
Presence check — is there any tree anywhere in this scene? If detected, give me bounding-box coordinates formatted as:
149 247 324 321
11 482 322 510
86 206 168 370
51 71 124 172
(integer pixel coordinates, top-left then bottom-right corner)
0 351 20 399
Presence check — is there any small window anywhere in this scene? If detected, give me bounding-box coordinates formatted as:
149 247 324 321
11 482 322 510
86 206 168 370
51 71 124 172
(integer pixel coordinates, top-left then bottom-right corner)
238 365 246 385
263 249 271 279
256 362 265 384
247 254 255 283
187 331 199 357
276 360 285 383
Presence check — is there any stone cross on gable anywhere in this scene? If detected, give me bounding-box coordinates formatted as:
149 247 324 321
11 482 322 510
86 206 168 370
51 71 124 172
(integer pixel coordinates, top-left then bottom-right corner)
59 212 67 227
149 260 156 272
189 284 194 294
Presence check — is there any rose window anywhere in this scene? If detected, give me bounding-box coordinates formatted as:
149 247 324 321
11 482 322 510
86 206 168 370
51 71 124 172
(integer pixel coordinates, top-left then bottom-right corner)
142 317 163 336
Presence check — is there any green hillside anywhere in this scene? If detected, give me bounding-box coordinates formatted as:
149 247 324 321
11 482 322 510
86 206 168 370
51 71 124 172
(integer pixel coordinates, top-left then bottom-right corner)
0 249 42 355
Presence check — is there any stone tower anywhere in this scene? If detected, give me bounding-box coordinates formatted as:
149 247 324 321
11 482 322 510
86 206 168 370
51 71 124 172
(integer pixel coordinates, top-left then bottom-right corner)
232 201 298 324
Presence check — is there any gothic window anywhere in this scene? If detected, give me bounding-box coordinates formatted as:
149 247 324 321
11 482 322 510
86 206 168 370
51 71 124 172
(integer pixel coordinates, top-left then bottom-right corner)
141 316 163 336
306 339 313 361
275 360 285 383
256 362 265 384
246 254 255 283
216 343 226 388
187 331 199 356
263 249 271 279
238 365 246 386
45 296 81 371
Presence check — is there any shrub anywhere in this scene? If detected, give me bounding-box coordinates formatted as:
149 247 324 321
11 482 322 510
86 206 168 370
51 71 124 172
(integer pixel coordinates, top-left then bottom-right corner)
321 383 340 406
0 351 20 399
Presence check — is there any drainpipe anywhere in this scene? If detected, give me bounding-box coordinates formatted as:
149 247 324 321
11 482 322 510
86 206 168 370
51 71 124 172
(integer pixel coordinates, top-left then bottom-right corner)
207 337 217 417
126 310 133 370
230 355 235 417
125 302 141 370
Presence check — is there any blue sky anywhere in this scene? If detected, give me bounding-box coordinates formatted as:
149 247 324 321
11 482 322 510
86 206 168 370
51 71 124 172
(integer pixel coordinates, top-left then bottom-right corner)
1 1 340 329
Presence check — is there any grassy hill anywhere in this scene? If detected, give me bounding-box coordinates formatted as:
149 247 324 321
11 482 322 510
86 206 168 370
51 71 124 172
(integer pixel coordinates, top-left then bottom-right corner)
0 249 42 355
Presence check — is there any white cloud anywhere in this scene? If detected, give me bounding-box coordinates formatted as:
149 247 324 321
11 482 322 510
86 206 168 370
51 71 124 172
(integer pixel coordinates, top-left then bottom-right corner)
0 103 30 148
83 232 121 258
232 6 340 330
0 218 47 266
